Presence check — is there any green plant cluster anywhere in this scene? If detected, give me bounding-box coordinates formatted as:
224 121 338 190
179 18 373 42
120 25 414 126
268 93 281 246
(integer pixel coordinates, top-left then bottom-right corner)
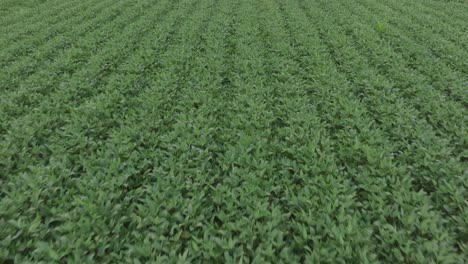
0 0 466 262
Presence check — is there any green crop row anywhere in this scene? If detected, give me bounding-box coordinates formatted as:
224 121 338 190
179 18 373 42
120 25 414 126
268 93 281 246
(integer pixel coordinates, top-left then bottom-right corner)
0 0 466 262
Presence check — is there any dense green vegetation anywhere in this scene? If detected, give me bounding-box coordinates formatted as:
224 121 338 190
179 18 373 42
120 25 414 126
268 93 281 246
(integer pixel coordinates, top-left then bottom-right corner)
0 0 467 262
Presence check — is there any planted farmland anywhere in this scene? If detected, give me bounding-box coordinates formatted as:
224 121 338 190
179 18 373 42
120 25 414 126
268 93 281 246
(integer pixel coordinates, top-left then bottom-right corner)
0 0 467 262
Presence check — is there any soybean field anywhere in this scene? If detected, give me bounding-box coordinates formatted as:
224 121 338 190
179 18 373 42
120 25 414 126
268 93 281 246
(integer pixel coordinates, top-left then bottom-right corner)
0 0 467 262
